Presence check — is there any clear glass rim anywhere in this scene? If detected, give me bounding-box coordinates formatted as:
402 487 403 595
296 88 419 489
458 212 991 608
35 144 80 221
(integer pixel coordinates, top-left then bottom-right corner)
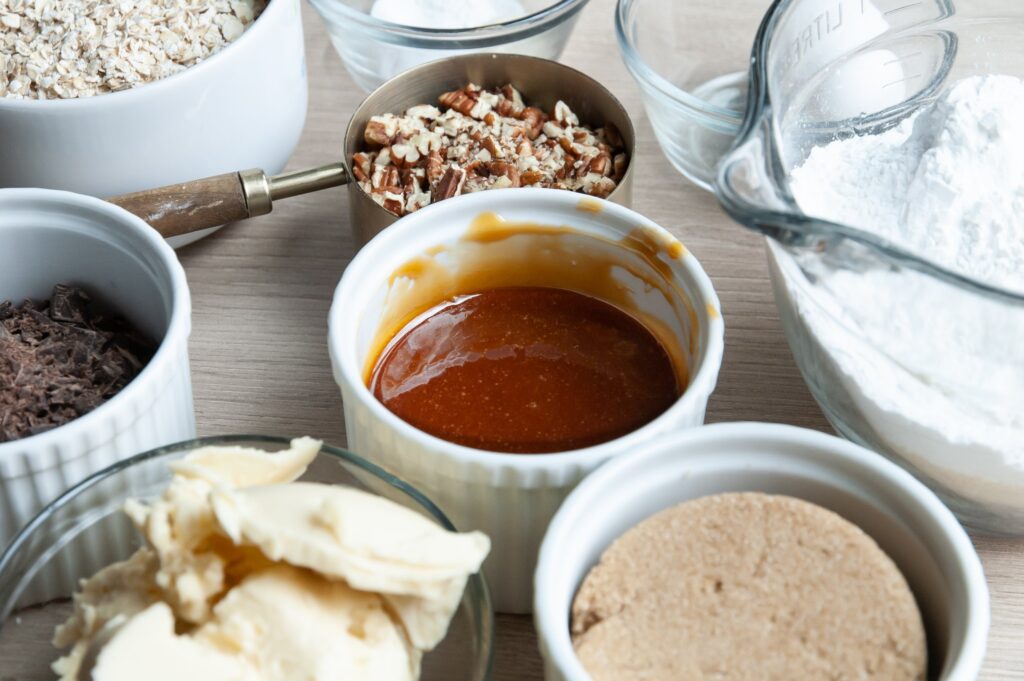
715 0 1024 305
307 0 590 46
0 434 494 681
614 0 746 130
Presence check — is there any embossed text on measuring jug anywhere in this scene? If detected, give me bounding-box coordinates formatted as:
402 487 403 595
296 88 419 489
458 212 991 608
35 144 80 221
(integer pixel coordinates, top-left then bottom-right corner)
791 1 846 64
789 1 953 66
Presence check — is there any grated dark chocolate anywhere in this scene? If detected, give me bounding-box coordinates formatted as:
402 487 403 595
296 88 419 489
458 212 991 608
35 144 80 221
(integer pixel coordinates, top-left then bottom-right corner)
0 284 156 443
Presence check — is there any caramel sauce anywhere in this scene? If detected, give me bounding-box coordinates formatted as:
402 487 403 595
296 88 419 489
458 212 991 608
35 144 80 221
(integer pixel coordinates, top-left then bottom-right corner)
370 287 679 453
364 211 699 452
576 197 605 214
365 212 694 380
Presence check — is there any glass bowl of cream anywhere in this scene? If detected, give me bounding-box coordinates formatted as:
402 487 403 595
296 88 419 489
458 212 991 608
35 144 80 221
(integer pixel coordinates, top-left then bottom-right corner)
0 436 493 681
305 0 592 91
717 0 1024 535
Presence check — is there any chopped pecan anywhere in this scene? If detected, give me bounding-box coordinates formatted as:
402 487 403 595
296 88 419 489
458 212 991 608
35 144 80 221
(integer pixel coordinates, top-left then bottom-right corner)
613 153 628 181
555 157 571 180
582 174 616 198
426 150 444 184
496 98 517 117
487 161 520 188
543 121 564 139
403 171 419 197
406 104 441 120
553 100 579 127
356 82 627 216
351 152 372 183
482 136 504 159
438 87 478 117
519 106 545 139
390 142 421 168
371 187 405 216
521 170 544 186
399 167 422 191
364 115 397 147
376 165 400 190
588 152 612 177
499 85 525 115
602 121 625 149
433 166 467 202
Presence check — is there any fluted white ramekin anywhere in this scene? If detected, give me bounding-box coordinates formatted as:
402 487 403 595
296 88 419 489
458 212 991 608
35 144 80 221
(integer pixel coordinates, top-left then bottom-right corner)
0 189 195 551
329 188 724 613
534 423 990 681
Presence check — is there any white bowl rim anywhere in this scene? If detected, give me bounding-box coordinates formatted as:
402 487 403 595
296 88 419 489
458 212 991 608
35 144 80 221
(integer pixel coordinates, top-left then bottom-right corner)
533 421 991 681
0 0 292 110
328 187 726 470
0 188 191 458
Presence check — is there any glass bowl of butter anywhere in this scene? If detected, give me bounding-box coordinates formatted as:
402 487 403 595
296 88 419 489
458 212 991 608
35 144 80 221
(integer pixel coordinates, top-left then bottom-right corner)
0 435 493 681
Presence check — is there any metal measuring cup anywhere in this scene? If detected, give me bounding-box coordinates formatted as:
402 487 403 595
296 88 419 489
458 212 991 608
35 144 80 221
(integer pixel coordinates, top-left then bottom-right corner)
108 53 637 247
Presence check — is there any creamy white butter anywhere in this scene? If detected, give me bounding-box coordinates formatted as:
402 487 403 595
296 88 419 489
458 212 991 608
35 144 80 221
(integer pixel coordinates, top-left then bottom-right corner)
52 438 490 680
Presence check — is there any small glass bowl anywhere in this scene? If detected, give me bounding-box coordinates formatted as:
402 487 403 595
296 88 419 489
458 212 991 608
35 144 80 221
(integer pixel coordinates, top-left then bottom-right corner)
306 0 591 92
0 435 493 681
615 0 765 190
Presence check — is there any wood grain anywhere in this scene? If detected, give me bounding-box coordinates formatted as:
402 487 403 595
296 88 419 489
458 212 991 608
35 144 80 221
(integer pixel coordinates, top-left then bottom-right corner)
6 1 1021 679
108 171 250 238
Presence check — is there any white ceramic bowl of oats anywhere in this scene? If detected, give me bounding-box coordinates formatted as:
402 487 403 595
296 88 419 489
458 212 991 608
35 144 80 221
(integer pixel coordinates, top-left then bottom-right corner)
0 0 308 247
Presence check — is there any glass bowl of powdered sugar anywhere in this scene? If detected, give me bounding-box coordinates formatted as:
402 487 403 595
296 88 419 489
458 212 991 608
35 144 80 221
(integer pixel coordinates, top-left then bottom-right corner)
305 0 591 91
717 0 1024 535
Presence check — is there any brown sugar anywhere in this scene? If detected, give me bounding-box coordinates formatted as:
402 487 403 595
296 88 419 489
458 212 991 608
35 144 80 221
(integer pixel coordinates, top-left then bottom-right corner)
571 493 926 681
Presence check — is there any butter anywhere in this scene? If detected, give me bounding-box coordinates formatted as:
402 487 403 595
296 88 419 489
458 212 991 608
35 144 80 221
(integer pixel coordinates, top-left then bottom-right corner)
122 437 322 624
88 604 254 681
53 438 490 680
210 482 491 649
196 565 418 680
167 438 322 487
51 549 162 679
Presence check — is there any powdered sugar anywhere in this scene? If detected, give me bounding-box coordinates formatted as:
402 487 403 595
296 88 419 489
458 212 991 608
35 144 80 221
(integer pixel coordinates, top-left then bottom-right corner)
792 75 1024 293
370 0 525 29
786 75 1024 520
363 0 527 86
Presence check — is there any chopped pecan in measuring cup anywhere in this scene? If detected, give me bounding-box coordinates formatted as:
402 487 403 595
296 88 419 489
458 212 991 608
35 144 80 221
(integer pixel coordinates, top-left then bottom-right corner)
354 84 629 217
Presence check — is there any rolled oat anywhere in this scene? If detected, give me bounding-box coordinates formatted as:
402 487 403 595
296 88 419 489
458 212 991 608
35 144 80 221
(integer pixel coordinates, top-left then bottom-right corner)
0 0 267 100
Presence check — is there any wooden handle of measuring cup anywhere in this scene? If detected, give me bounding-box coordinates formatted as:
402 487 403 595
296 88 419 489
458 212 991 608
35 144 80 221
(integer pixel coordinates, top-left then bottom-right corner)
107 163 350 239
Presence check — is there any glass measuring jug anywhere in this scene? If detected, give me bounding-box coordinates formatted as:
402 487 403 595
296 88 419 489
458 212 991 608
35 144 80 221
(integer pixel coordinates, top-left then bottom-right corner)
717 0 1024 535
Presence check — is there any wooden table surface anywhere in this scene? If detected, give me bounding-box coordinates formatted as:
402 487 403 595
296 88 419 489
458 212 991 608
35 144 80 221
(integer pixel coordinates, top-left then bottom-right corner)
47 0 1024 678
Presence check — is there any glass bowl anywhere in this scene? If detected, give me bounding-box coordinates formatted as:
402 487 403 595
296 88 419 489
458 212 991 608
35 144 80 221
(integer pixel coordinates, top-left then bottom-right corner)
306 0 592 92
615 0 766 190
0 435 493 680
717 0 1024 535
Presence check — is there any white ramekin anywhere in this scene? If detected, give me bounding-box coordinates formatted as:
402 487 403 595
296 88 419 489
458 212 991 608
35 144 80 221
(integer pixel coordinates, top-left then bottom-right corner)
0 189 195 551
0 0 307 248
329 188 724 613
534 422 990 681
